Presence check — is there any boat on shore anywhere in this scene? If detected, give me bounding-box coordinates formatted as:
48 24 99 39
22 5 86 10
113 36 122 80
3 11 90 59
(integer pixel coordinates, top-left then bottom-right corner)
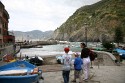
115 48 125 59
34 45 43 48
29 56 43 66
0 60 42 83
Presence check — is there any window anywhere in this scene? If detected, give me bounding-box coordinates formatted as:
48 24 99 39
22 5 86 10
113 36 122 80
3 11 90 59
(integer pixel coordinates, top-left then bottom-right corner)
0 18 1 24
0 28 1 34
0 39 1 41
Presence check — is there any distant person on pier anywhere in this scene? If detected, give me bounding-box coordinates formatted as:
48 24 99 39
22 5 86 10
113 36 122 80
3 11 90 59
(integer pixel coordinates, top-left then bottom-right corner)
80 42 90 81
61 47 72 83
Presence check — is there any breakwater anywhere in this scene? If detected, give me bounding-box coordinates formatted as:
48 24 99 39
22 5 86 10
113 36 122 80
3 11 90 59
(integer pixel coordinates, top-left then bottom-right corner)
16 40 58 48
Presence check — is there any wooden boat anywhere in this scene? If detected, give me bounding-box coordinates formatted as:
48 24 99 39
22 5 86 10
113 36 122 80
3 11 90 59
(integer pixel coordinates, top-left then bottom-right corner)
56 55 63 64
0 60 41 83
115 48 125 59
29 56 43 66
90 47 106 51
56 55 75 64
34 45 43 48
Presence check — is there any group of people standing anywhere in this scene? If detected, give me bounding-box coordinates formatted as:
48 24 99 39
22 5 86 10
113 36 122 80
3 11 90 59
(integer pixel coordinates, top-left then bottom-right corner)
62 42 91 83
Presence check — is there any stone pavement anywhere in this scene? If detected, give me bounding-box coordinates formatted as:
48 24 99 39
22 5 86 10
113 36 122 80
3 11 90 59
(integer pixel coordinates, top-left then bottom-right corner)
39 51 125 83
90 66 125 83
39 65 125 83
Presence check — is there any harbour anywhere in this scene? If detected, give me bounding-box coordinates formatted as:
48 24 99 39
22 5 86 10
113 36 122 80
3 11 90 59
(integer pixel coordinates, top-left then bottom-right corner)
16 42 99 57
0 0 125 83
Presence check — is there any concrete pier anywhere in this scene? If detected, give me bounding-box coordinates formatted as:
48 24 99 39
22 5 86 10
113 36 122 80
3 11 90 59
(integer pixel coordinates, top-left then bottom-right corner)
16 40 58 48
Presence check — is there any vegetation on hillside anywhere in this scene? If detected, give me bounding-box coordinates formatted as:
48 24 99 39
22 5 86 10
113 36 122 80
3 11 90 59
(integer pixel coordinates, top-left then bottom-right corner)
53 0 125 42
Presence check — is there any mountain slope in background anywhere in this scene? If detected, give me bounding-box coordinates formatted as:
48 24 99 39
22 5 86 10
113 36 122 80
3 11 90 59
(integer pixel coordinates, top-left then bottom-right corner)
53 0 125 42
13 30 54 41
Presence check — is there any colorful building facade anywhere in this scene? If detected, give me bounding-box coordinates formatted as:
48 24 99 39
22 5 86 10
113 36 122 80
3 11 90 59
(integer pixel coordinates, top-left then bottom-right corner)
0 1 15 58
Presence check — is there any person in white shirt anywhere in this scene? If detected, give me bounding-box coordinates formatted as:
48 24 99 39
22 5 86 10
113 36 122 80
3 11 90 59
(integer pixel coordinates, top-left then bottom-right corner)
62 47 72 83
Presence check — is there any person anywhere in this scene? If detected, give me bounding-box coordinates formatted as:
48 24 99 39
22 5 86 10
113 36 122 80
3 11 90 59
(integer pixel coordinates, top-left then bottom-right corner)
62 47 72 83
80 42 90 81
72 52 83 83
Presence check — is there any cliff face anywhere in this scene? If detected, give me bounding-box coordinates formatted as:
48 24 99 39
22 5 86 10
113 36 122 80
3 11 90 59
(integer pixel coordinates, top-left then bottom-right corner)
53 0 125 42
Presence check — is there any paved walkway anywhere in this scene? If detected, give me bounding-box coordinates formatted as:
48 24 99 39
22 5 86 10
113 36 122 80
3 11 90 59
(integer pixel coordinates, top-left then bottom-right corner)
90 66 125 83
39 52 125 83
39 65 125 83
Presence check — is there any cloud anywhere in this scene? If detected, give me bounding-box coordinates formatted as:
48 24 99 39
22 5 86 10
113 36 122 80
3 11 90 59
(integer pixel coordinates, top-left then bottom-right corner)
1 0 100 31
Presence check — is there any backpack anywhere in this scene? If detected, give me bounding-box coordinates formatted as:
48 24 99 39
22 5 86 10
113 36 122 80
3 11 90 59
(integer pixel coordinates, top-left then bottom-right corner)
89 50 97 61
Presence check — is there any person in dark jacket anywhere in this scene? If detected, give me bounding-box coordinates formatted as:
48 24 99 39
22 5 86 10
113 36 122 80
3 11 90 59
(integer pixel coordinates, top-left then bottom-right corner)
72 52 83 83
80 42 90 81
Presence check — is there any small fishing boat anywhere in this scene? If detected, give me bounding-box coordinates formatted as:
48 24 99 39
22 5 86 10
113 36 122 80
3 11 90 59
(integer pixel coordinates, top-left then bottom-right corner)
0 60 42 83
56 55 75 64
34 45 43 48
29 56 43 66
56 55 63 64
90 47 106 51
115 48 125 59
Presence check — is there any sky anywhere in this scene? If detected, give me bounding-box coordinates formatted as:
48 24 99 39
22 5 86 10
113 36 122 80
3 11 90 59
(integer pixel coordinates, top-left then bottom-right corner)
1 0 100 32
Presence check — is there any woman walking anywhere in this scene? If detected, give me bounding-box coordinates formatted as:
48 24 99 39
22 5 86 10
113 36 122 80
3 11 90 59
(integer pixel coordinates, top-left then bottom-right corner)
80 42 90 81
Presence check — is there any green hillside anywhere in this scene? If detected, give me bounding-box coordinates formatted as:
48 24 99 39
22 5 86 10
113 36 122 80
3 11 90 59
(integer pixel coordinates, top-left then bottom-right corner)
53 0 125 42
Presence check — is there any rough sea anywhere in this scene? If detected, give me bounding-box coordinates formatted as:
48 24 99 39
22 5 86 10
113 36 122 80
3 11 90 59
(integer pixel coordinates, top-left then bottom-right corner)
17 42 101 57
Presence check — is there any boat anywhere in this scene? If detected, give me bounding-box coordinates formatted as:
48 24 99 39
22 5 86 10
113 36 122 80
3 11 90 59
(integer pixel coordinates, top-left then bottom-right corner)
56 55 75 64
34 45 43 48
56 55 63 64
90 46 106 51
29 56 43 66
0 60 42 83
115 48 125 59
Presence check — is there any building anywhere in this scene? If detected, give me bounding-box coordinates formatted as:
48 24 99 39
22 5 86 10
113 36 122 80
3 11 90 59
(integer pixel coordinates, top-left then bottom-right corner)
0 1 15 58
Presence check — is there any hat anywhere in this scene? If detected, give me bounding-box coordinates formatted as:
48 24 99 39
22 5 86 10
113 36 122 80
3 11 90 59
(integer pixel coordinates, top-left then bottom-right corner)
64 47 70 52
74 52 79 56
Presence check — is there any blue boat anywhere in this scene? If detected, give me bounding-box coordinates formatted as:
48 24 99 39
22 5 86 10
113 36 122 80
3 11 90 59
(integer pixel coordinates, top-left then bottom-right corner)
0 60 41 83
115 48 125 59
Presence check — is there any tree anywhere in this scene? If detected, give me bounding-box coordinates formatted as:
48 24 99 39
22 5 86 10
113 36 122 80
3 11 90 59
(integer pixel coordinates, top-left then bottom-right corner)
114 27 124 46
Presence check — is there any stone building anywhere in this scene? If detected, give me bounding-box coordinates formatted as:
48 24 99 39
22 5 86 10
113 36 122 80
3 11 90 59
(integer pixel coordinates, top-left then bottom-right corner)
0 1 15 58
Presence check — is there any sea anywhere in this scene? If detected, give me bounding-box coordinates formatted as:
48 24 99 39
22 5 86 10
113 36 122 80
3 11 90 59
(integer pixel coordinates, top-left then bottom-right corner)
17 42 101 57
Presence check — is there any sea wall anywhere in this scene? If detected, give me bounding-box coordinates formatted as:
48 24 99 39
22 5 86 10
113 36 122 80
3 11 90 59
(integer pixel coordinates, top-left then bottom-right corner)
0 45 14 58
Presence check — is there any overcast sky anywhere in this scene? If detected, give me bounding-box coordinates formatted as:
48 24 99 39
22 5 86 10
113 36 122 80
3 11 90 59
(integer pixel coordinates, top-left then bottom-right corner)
1 0 100 32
